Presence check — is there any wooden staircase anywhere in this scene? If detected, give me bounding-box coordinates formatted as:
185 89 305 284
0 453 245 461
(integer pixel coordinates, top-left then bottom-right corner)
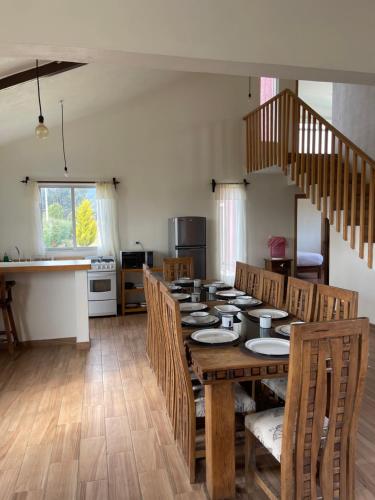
243 89 375 268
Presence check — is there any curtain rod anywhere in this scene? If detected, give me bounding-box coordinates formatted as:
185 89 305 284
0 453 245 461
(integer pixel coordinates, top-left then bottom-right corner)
211 178 249 193
20 176 120 189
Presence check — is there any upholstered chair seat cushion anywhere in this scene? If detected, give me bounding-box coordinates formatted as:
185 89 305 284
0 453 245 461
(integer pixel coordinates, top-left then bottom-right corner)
195 383 256 418
261 377 288 400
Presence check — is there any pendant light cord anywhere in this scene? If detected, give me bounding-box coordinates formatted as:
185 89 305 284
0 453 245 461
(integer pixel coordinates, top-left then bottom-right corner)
36 59 43 118
60 100 68 173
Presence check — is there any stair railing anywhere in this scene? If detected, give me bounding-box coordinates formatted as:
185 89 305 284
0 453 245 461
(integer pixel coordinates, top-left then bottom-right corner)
243 89 375 268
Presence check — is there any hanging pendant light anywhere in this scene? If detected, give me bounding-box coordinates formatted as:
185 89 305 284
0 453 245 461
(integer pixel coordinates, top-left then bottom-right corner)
35 59 49 138
60 100 69 177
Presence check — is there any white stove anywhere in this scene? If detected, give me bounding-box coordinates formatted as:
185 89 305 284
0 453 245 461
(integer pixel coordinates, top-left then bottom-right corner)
86 256 117 317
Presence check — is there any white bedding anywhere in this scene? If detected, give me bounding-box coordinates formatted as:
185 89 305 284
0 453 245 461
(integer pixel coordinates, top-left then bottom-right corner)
297 251 323 267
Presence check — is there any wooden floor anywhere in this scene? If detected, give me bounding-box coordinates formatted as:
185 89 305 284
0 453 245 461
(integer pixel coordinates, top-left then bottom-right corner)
0 315 374 499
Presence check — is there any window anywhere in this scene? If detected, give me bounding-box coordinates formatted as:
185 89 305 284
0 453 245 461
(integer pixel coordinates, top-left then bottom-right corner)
260 77 279 105
215 184 247 284
40 185 98 250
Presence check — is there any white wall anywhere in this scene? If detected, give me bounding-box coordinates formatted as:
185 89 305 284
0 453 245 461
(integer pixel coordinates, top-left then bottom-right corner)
246 171 301 266
330 83 375 323
0 73 255 278
297 198 321 254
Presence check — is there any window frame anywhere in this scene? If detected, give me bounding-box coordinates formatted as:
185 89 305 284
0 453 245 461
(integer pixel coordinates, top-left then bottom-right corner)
39 182 98 253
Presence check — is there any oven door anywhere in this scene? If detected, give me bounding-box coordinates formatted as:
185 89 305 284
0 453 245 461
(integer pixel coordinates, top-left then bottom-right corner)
88 272 116 301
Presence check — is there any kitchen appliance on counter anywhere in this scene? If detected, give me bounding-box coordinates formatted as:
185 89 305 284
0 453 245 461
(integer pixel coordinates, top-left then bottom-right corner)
120 251 154 269
168 217 206 279
87 256 117 317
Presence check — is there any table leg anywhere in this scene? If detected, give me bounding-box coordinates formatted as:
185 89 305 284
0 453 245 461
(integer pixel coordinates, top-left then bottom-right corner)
205 383 235 500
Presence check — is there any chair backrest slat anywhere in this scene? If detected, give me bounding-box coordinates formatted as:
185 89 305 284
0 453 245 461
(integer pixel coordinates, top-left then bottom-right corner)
285 276 315 322
313 284 358 321
261 269 284 308
234 261 247 290
244 265 263 300
281 318 369 500
163 257 194 281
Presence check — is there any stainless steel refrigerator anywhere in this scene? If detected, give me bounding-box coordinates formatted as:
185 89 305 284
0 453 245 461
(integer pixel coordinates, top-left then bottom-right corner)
168 217 206 279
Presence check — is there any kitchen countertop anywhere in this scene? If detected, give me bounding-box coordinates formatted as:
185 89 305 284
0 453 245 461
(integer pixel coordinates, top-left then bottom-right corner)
0 260 91 273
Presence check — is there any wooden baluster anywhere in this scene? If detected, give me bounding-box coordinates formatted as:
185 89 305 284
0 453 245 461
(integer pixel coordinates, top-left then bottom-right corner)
255 110 259 171
300 108 306 190
329 133 336 224
270 101 274 166
306 111 312 197
295 104 301 187
368 167 375 268
311 116 317 203
268 102 272 167
343 144 350 241
290 97 296 181
278 95 283 167
262 106 266 170
284 93 290 173
350 152 358 249
275 98 279 166
359 158 367 258
252 114 256 172
317 122 323 211
322 126 329 218
336 140 343 232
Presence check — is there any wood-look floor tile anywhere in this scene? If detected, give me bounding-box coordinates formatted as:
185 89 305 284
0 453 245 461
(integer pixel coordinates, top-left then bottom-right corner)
50 423 81 463
122 378 144 401
119 359 138 380
104 390 126 418
78 479 108 500
15 444 52 492
29 409 59 446
102 371 122 392
105 417 132 455
107 452 141 500
132 429 165 474
143 382 164 411
83 382 104 407
138 468 174 500
162 444 194 495
79 437 107 482
81 406 105 438
151 410 174 446
0 467 19 500
44 460 78 500
126 398 153 431
58 395 83 425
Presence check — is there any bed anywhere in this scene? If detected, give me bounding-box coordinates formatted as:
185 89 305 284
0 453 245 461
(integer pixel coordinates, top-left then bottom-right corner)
297 251 324 279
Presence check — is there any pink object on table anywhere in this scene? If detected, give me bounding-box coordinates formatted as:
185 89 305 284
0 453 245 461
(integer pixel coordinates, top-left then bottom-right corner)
268 236 287 258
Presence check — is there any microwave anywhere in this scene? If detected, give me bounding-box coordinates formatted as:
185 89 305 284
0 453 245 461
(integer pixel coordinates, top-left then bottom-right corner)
120 251 154 269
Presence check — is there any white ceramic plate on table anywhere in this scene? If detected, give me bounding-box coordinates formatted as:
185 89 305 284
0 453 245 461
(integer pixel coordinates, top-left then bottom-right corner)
171 293 191 301
174 278 193 285
169 284 182 292
275 321 304 337
245 338 290 356
216 289 246 298
247 308 288 320
182 313 220 326
203 281 227 289
228 296 262 307
214 304 241 315
180 302 207 312
191 328 239 344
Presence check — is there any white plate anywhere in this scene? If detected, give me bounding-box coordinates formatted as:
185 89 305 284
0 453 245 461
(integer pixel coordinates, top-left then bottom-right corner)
248 308 288 320
216 289 246 298
275 321 305 337
229 297 262 307
171 293 191 301
245 338 290 356
180 302 208 312
174 278 193 285
191 328 239 344
214 304 241 314
203 282 227 289
168 285 182 292
182 314 220 326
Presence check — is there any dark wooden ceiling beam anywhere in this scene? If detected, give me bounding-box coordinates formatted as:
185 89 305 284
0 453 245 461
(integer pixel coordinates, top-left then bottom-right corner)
0 61 86 91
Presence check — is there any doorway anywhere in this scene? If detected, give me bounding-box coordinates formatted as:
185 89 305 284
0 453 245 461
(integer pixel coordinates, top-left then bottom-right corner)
294 194 329 284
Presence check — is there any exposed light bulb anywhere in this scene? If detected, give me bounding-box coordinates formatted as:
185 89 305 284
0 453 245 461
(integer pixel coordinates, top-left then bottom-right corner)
35 115 49 139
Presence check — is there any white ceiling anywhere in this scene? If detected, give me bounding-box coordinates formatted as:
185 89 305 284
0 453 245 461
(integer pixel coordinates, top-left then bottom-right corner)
0 59 185 145
0 58 50 78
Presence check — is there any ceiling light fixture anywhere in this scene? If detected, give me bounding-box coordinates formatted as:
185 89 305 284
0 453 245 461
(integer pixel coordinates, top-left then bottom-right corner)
60 100 69 177
35 59 49 138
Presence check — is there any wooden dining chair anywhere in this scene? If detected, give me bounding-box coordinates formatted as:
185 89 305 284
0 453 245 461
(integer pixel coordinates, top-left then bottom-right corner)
163 257 194 281
159 283 256 482
313 283 358 321
285 276 315 322
244 265 263 300
261 270 284 309
245 318 369 500
234 261 248 290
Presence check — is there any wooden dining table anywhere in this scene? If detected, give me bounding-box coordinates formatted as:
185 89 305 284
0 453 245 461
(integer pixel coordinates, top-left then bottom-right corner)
180 287 294 500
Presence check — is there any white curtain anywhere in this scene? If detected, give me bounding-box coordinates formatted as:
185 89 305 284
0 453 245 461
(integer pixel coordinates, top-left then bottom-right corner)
30 181 45 257
96 182 120 259
215 183 247 284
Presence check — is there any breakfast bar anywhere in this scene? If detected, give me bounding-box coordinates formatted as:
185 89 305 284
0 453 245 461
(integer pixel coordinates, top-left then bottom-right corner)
0 260 91 348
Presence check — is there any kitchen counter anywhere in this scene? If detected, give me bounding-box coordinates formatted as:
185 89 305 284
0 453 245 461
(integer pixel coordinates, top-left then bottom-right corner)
0 260 91 273
0 260 91 349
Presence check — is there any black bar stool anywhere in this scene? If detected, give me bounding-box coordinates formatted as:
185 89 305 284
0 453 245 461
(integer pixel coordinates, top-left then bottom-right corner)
0 278 19 355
